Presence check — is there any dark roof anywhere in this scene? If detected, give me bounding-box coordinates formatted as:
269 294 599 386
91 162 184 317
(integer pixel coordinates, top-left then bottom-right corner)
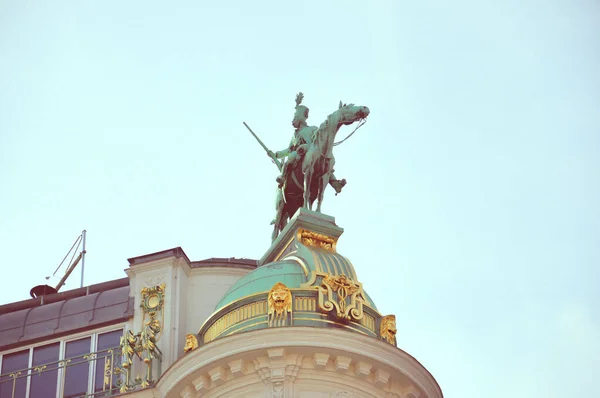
0 278 133 351
0 246 257 351
127 247 258 270
191 257 258 269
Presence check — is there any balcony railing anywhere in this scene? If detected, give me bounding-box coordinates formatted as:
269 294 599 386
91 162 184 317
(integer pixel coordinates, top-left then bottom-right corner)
0 341 161 398
0 346 122 398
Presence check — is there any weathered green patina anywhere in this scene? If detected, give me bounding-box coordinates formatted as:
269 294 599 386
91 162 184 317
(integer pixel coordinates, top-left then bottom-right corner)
200 207 382 346
215 208 378 311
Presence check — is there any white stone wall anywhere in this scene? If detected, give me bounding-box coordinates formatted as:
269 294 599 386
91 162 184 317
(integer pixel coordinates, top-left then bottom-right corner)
185 266 253 335
147 327 442 398
125 255 253 371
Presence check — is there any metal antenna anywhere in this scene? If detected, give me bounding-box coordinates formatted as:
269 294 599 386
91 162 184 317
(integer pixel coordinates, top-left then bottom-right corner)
31 229 88 298
80 230 87 288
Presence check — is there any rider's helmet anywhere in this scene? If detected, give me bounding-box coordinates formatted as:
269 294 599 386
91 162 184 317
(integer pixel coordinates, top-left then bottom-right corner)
292 92 309 128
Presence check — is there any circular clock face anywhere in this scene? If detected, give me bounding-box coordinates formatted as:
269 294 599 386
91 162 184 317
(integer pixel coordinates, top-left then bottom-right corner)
147 294 160 309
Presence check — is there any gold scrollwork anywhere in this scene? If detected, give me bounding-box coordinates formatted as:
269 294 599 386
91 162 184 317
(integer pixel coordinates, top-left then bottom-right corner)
140 283 165 343
117 321 162 392
120 330 137 369
140 319 161 364
8 371 21 397
140 283 165 315
380 314 397 346
298 229 337 252
83 353 97 362
317 274 365 322
116 285 165 393
267 282 292 327
103 357 112 390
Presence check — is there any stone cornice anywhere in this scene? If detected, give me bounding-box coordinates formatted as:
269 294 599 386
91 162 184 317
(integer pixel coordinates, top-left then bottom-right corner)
188 266 250 278
156 327 442 398
125 257 178 278
127 247 191 267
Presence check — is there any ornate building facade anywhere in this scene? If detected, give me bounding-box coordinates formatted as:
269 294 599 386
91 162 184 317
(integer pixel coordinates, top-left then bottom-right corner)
0 210 442 398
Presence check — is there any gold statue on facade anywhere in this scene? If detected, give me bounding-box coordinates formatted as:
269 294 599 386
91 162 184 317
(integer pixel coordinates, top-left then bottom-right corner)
380 315 397 346
268 282 292 327
184 334 199 354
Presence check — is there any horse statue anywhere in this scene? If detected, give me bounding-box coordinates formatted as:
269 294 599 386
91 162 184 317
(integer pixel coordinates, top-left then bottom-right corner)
302 102 370 212
269 101 370 241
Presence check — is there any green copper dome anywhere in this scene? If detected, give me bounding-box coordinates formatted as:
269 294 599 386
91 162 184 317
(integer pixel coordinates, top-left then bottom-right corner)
215 261 305 310
215 260 378 311
199 210 390 348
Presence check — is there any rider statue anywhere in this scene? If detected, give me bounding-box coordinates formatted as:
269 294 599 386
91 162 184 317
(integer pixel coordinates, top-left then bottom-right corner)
268 92 346 194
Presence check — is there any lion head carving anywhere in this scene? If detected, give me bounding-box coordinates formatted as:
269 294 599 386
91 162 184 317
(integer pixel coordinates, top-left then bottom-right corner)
268 282 292 316
183 333 198 354
380 315 397 346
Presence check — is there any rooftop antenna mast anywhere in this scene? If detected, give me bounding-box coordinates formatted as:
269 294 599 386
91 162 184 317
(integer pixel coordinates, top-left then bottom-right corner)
80 229 86 288
30 230 88 298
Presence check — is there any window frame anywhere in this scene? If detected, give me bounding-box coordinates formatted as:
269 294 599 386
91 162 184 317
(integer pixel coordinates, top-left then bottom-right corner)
0 323 126 398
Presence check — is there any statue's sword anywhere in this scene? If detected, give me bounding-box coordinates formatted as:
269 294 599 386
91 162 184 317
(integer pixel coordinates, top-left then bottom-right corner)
243 122 282 171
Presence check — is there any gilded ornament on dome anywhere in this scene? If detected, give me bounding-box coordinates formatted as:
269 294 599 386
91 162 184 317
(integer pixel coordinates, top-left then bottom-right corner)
323 274 360 296
380 315 397 346
298 229 337 252
268 282 293 327
183 334 199 354
317 274 365 322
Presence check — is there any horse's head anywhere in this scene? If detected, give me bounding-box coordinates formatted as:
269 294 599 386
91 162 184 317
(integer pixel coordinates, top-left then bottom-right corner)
336 101 370 126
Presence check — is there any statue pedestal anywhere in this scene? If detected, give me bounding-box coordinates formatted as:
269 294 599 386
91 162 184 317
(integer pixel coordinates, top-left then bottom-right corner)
260 208 344 266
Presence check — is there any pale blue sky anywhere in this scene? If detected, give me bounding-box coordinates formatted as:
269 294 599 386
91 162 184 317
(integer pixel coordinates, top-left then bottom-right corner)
1 1 598 397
